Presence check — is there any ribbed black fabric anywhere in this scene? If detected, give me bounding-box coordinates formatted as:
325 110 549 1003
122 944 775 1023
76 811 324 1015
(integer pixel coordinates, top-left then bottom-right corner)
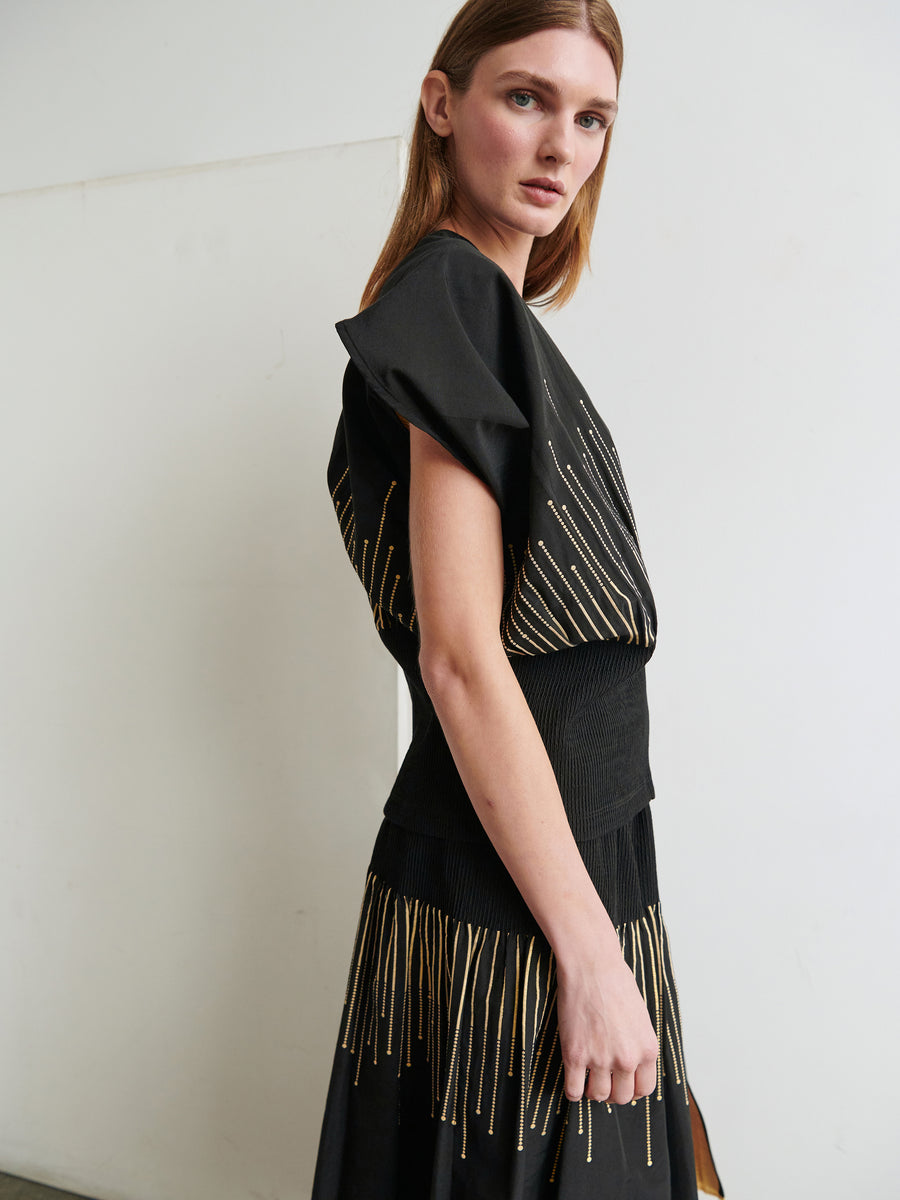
385 636 654 841
368 801 659 939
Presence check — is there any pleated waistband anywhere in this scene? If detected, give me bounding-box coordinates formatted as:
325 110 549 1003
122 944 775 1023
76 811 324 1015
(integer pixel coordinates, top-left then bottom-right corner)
367 802 659 938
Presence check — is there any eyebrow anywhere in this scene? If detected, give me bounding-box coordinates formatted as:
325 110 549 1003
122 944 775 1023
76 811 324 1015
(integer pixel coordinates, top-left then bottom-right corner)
495 69 619 115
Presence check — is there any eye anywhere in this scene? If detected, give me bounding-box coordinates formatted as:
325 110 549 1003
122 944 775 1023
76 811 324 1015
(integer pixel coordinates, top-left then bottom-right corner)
577 113 608 132
509 90 538 110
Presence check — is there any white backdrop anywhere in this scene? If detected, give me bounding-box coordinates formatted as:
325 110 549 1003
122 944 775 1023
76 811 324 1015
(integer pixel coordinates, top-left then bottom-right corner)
0 138 402 1199
1 1 898 1198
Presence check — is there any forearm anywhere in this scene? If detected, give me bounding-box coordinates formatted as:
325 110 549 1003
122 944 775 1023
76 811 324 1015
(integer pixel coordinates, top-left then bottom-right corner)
408 430 658 1104
420 643 622 971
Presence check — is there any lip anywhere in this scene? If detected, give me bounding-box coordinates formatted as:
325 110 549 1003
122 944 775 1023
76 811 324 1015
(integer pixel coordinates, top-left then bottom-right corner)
521 177 566 195
519 178 566 207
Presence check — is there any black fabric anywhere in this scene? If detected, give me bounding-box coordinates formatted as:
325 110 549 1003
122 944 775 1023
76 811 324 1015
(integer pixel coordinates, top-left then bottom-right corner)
328 230 657 665
316 231 725 1199
311 809 709 1200
390 637 654 842
327 230 658 841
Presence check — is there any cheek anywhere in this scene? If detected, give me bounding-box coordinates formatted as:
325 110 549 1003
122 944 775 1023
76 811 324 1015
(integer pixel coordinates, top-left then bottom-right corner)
473 111 529 168
574 139 606 189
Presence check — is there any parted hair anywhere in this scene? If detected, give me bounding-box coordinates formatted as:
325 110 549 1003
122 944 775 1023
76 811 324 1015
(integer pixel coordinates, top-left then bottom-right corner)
361 0 624 311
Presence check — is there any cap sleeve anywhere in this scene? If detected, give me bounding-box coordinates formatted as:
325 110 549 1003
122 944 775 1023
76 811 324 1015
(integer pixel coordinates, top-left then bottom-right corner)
335 235 535 518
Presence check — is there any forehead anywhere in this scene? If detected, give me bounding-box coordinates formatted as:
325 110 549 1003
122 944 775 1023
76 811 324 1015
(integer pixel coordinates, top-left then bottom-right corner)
472 26 618 100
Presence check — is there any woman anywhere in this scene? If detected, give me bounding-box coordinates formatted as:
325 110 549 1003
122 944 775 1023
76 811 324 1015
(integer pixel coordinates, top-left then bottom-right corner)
315 0 724 1196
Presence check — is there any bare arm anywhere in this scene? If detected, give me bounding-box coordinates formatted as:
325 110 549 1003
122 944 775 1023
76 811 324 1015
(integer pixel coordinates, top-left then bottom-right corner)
409 423 658 1106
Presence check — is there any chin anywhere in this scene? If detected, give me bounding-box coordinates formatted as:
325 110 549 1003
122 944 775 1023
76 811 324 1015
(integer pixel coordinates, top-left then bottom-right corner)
525 217 566 240
504 215 561 240
516 207 570 239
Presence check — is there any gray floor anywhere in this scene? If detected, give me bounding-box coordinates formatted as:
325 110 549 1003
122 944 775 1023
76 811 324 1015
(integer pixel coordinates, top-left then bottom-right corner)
0 1175 92 1200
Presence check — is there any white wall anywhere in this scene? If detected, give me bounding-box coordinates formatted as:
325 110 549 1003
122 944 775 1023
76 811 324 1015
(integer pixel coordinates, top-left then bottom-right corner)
0 0 443 197
540 6 900 1196
1 2 898 1199
0 138 403 1200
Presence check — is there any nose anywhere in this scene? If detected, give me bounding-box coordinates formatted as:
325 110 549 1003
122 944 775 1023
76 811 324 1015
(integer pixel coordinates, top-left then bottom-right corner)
541 115 575 167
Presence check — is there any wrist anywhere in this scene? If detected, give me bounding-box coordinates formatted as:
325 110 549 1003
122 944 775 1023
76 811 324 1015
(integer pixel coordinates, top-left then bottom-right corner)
544 895 622 975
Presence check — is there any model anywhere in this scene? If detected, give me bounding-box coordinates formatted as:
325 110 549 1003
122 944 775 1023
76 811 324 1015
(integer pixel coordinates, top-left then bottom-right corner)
315 2 725 1195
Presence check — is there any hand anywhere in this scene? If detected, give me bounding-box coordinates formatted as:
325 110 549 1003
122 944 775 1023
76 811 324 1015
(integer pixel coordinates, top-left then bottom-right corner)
555 947 659 1106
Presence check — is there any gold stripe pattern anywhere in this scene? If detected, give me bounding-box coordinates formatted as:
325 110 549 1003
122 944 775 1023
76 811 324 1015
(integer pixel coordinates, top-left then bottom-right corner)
330 380 655 655
501 386 655 656
331 471 413 635
338 873 690 1174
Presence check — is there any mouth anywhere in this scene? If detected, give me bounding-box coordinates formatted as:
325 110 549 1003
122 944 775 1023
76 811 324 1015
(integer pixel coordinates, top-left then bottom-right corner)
521 178 566 195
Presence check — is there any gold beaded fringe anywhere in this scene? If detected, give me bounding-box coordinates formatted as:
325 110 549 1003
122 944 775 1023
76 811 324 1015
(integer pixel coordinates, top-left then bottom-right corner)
337 872 692 1175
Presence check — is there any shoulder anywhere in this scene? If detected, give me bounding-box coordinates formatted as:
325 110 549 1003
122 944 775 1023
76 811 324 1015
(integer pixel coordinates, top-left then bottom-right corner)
383 230 515 298
338 232 534 380
375 231 525 341
348 231 535 364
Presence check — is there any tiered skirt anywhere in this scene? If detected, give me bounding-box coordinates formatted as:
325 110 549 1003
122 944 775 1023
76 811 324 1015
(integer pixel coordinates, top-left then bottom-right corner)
311 804 724 1199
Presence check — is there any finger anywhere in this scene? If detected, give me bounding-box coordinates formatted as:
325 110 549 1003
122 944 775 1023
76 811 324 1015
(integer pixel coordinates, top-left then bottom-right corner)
608 1068 637 1106
634 1059 657 1100
584 1068 612 1104
563 1063 587 1103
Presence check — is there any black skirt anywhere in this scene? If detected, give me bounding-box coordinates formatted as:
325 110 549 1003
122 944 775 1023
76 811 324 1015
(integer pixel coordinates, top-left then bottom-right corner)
311 804 724 1199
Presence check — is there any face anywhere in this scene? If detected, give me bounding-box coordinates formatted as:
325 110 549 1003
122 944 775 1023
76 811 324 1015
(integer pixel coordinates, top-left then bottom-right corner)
424 27 618 250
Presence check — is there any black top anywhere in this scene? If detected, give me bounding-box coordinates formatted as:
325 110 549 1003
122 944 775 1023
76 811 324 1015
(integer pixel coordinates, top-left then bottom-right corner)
327 231 659 840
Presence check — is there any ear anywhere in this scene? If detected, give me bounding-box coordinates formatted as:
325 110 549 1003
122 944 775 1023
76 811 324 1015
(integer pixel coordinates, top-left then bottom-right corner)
420 70 454 137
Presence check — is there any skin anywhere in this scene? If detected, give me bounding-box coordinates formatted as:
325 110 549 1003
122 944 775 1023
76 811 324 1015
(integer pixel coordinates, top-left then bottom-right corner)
420 25 620 291
410 27 659 1107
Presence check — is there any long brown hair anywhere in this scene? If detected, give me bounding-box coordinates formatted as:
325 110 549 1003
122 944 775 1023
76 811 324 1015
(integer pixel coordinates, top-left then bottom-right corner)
360 0 624 312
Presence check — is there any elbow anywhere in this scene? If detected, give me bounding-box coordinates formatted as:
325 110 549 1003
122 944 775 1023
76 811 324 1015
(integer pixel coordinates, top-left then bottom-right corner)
418 634 506 706
418 646 470 704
